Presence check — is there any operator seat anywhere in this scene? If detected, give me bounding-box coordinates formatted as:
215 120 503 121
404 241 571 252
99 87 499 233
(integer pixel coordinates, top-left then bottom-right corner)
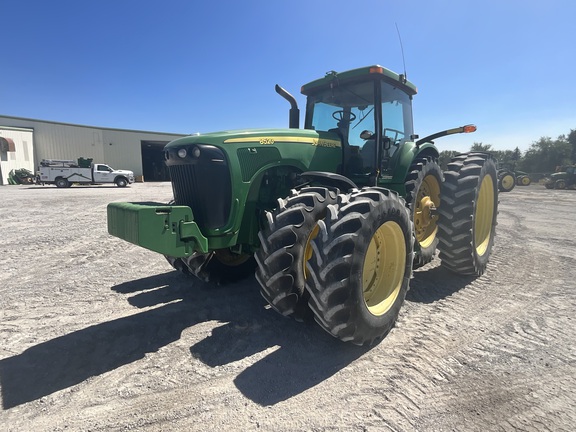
361 139 375 170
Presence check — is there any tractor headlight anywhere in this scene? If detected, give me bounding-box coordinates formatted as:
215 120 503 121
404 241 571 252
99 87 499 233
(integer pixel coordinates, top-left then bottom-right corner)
177 148 187 158
192 146 201 158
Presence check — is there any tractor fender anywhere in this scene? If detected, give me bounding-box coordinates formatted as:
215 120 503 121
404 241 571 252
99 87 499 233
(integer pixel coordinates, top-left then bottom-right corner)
299 171 358 192
390 142 439 184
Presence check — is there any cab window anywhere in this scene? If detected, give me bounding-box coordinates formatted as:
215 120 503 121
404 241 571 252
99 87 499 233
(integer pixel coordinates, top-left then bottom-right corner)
381 82 414 155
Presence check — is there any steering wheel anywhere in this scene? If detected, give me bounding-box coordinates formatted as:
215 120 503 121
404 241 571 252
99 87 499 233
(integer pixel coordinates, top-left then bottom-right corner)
332 110 357 122
383 128 405 145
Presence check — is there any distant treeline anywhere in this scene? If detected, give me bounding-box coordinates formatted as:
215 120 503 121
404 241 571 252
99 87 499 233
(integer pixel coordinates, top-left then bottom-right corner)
439 128 576 173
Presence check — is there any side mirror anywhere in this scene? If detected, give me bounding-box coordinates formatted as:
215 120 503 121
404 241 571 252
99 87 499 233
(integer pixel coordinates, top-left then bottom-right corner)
360 130 374 140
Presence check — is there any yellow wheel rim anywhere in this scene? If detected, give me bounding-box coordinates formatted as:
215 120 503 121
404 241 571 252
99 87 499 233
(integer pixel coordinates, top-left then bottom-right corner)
474 175 495 256
521 176 530 186
501 174 514 190
362 221 406 316
414 174 441 248
214 249 251 266
303 224 320 279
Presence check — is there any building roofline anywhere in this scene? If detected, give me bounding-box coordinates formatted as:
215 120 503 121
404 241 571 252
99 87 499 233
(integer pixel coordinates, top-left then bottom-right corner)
0 114 186 137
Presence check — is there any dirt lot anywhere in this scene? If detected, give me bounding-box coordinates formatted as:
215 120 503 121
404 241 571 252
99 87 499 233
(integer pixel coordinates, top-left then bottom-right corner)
1 182 575 431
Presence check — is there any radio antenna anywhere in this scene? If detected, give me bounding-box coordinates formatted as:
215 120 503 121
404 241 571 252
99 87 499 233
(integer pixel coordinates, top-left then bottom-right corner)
395 23 407 79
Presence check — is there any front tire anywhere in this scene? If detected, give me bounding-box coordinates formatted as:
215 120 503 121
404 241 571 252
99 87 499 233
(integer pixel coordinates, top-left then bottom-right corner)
115 177 128 187
404 157 443 267
255 187 338 319
166 249 256 284
438 153 498 276
305 188 413 346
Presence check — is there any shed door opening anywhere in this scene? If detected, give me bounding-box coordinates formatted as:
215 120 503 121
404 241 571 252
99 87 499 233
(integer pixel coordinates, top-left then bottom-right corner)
141 140 169 181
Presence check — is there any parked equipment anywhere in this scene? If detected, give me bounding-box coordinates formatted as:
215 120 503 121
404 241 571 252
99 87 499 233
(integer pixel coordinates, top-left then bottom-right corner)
39 158 134 188
8 168 35 185
107 65 498 345
498 168 516 192
543 165 576 189
515 171 531 186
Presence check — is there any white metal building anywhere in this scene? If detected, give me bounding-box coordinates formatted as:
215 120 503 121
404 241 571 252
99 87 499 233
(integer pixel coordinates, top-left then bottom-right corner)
0 115 185 185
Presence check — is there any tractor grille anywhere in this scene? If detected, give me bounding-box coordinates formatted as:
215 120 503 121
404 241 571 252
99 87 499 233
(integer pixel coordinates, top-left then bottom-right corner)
166 146 231 230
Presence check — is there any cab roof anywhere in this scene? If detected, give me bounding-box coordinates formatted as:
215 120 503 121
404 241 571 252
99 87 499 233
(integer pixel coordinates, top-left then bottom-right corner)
300 65 417 96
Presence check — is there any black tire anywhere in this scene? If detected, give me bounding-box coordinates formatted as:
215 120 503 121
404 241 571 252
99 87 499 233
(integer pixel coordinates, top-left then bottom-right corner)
255 187 338 319
404 157 443 267
171 249 256 284
555 179 566 190
305 187 413 346
164 255 193 276
55 178 69 188
519 175 531 186
437 152 498 276
115 177 128 187
498 172 516 192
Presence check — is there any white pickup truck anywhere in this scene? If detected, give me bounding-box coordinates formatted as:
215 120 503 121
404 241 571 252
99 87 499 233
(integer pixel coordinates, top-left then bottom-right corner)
38 159 135 188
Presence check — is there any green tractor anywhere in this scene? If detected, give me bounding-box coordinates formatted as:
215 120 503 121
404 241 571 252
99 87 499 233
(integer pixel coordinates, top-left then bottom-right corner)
543 165 576 189
497 164 531 193
514 170 531 186
107 65 498 345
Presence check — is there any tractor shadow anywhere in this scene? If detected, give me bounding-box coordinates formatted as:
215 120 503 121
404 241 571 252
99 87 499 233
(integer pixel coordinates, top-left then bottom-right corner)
407 263 476 303
0 271 366 409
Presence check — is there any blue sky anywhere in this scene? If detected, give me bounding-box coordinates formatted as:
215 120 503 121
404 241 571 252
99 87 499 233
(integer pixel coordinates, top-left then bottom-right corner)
2 0 575 152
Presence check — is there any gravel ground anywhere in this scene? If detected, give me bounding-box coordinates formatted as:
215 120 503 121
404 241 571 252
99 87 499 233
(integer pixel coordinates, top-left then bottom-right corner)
0 182 575 431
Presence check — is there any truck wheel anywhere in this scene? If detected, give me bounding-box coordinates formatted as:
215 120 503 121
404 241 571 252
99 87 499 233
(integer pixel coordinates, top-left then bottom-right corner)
255 187 338 320
437 153 498 276
404 157 442 267
55 178 69 188
498 172 515 192
115 177 128 187
305 187 413 346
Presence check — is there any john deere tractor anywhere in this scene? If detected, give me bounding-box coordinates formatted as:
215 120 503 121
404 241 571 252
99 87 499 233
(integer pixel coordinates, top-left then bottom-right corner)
107 65 498 345
543 165 576 189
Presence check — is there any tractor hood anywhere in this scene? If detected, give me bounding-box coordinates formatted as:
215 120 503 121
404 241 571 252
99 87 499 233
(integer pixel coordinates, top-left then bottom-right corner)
550 172 566 179
164 128 340 149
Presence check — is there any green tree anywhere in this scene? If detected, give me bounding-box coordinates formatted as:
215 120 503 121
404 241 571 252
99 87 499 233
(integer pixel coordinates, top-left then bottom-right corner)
470 142 493 152
518 136 571 173
568 129 576 162
438 150 459 170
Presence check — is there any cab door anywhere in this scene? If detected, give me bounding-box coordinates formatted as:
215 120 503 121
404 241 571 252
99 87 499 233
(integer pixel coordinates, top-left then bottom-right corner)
92 164 113 183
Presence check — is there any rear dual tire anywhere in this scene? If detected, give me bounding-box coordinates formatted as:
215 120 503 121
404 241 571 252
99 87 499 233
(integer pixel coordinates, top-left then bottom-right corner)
405 157 443 267
438 153 498 276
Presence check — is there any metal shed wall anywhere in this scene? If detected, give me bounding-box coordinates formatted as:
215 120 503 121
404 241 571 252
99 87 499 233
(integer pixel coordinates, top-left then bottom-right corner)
0 115 184 177
0 126 35 185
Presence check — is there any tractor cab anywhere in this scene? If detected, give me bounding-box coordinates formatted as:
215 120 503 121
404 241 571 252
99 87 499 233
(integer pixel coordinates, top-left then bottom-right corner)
301 66 417 186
